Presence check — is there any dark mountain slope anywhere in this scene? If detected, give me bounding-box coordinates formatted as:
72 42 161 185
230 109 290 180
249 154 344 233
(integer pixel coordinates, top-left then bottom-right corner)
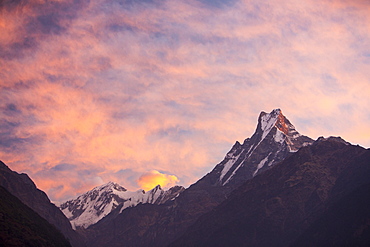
291 182 370 247
0 185 71 247
0 161 85 247
85 109 313 247
170 137 370 247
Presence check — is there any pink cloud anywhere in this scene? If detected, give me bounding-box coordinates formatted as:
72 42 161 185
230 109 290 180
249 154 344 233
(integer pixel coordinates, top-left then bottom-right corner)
1 0 369 202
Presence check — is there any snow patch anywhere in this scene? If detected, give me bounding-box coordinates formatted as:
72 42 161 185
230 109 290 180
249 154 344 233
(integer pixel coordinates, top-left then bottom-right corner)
253 155 269 176
302 142 311 147
222 158 246 186
260 110 280 141
292 133 301 138
274 129 285 144
222 140 262 185
61 207 73 219
219 154 240 182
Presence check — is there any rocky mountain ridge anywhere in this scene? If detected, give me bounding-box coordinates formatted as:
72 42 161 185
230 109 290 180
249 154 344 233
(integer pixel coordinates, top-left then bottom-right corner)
59 182 184 229
0 185 72 247
210 108 313 191
0 161 84 247
2 109 368 247
170 137 370 246
83 109 316 247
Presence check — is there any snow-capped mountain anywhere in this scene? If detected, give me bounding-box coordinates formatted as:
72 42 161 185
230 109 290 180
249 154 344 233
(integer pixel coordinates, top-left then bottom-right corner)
209 108 313 189
170 137 370 247
59 182 184 229
61 108 311 231
83 109 316 247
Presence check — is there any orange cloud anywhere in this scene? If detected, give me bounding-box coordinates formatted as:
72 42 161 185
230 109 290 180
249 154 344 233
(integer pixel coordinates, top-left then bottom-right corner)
1 0 370 203
137 170 179 191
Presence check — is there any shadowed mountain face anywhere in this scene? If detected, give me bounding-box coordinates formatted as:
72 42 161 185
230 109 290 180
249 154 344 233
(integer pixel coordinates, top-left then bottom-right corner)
84 109 314 247
291 183 370 247
3 109 367 247
0 185 72 247
191 109 313 198
0 161 85 247
170 137 370 247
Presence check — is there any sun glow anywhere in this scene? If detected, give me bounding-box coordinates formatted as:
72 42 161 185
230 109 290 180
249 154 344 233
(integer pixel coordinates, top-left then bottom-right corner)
137 170 179 191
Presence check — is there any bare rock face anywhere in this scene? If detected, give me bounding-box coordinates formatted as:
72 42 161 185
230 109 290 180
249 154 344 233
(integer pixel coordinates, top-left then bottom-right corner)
84 109 314 247
170 137 370 247
0 161 85 247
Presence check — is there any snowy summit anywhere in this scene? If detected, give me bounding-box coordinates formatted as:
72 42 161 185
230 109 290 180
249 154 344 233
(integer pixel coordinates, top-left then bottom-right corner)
59 182 184 229
215 109 313 186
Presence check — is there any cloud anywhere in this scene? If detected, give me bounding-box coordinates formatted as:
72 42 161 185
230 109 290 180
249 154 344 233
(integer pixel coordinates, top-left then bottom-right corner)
0 0 369 202
137 170 179 191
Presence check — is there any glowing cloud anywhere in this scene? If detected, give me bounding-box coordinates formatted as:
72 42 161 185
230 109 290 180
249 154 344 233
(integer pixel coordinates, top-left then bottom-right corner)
1 0 369 202
137 170 179 191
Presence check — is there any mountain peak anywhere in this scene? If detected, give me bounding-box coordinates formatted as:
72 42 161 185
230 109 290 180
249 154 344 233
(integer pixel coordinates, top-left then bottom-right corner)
59 182 184 229
209 109 314 187
151 184 162 191
259 108 281 117
258 109 281 139
95 181 127 192
257 109 304 151
258 108 298 137
316 136 350 145
170 135 370 247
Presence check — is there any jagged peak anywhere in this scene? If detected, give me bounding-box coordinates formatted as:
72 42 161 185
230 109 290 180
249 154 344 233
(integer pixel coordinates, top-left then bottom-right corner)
316 136 351 145
216 109 313 185
257 109 301 141
275 112 293 135
225 141 242 159
150 184 163 192
258 109 282 138
167 185 185 191
258 108 281 121
67 182 127 200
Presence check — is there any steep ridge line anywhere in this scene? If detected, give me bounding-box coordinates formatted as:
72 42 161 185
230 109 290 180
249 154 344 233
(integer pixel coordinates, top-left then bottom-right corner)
83 109 314 247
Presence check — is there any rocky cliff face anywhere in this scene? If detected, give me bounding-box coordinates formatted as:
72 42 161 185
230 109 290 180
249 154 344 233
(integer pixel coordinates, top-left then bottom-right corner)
170 137 370 247
0 161 85 247
84 109 314 247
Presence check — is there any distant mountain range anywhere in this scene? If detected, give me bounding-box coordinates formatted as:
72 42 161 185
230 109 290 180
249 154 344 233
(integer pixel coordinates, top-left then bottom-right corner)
1 109 369 247
81 109 315 246
59 182 184 229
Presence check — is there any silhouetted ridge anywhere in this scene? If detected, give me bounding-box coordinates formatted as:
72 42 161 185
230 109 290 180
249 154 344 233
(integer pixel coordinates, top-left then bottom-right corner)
169 138 370 247
0 185 72 247
83 109 314 247
0 161 85 247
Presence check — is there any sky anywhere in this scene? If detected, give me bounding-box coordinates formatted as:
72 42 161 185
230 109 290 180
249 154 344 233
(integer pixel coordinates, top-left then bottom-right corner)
1 0 369 203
